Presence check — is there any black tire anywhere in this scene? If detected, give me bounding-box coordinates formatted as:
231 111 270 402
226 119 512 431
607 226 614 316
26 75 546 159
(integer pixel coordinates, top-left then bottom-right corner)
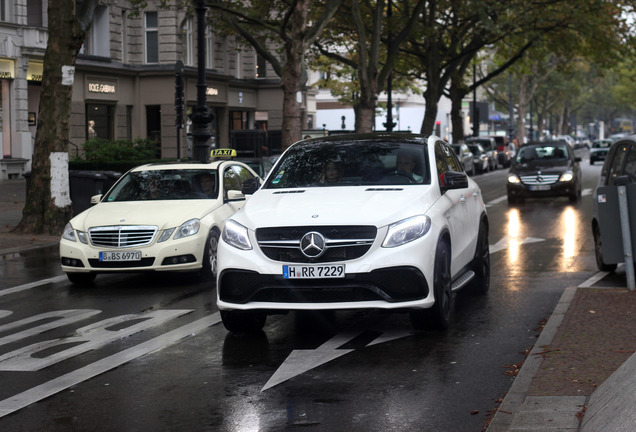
67 272 96 286
468 221 490 295
220 310 267 334
410 240 452 331
199 228 220 281
593 224 617 272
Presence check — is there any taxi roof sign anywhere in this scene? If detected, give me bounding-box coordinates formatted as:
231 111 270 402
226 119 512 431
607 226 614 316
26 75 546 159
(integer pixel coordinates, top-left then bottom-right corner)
210 148 237 158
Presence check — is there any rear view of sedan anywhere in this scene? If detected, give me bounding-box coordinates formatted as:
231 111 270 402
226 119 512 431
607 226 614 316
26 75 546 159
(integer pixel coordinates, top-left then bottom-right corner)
506 142 582 204
216 133 490 334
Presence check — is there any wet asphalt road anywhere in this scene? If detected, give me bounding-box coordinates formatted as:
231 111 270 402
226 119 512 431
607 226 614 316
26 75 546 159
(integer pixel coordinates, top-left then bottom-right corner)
0 148 603 431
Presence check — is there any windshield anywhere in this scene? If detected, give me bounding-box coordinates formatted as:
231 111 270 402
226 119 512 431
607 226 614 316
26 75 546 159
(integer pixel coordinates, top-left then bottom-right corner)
104 169 219 201
516 145 569 163
264 141 430 188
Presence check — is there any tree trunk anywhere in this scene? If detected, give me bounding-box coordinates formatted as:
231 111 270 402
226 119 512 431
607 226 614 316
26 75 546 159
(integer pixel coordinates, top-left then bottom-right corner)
14 0 96 235
355 80 378 132
279 4 308 151
420 80 441 136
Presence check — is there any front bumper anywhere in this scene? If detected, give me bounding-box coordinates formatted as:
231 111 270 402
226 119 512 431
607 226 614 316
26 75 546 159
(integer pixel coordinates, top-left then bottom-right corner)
507 181 576 199
216 230 437 312
60 234 206 274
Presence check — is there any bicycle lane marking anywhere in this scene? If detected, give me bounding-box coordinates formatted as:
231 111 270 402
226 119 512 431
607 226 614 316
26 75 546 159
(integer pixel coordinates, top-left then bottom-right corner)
0 312 221 418
0 275 67 297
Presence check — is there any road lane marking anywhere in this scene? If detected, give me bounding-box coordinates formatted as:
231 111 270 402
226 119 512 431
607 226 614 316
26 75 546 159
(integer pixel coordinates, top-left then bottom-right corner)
0 275 67 297
579 271 610 288
486 196 507 207
262 328 412 391
0 312 221 418
0 310 192 371
489 235 545 254
0 310 101 348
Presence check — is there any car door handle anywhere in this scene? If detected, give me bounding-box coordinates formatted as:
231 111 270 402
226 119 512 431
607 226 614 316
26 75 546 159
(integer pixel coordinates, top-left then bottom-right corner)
460 195 466 203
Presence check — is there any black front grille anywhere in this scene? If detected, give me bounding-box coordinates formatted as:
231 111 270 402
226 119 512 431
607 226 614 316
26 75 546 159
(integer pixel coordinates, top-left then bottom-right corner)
256 225 377 263
218 267 428 304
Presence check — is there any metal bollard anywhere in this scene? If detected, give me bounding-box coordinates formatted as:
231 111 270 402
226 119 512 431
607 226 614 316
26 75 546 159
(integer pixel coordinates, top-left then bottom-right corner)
617 184 635 291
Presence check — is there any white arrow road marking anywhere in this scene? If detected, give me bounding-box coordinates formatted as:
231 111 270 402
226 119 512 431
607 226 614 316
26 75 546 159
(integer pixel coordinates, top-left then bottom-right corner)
262 328 412 391
485 196 508 207
582 188 593 197
0 275 67 297
0 313 221 418
489 235 545 254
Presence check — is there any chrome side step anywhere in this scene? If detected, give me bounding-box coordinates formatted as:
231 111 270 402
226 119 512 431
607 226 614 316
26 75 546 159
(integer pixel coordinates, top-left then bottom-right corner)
452 270 475 292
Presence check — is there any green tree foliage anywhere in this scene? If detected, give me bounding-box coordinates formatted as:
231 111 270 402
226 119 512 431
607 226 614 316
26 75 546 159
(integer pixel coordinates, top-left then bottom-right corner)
208 0 343 150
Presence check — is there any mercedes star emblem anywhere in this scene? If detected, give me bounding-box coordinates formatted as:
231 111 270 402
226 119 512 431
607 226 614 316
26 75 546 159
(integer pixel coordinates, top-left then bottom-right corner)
300 231 326 258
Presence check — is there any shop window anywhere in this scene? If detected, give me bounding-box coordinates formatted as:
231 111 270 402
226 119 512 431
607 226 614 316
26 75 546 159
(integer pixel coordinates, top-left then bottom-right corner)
86 104 114 140
81 5 110 57
230 111 249 131
145 12 159 64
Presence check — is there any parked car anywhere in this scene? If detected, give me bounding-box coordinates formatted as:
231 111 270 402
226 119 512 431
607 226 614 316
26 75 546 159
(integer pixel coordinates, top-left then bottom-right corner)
60 154 262 285
450 143 475 176
216 133 490 333
466 137 498 171
554 135 575 148
591 135 636 272
467 143 490 174
589 139 613 165
506 141 582 204
485 135 512 168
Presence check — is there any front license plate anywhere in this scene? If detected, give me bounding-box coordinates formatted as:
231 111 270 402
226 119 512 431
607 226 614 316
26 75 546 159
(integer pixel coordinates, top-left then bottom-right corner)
283 264 345 279
530 185 551 191
99 251 142 262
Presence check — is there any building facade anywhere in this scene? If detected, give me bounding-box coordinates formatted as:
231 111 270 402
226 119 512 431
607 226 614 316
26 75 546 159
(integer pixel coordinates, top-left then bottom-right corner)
0 0 314 179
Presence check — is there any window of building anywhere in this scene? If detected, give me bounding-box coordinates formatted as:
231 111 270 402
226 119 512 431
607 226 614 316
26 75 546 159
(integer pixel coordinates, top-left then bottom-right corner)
86 104 114 140
235 51 241 79
230 111 249 130
121 10 128 63
81 5 110 57
146 105 162 158
0 0 12 22
145 12 159 64
256 54 267 78
27 0 43 26
205 25 214 69
183 18 193 66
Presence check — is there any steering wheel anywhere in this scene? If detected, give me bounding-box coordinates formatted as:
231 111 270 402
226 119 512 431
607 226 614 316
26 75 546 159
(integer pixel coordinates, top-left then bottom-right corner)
385 170 415 184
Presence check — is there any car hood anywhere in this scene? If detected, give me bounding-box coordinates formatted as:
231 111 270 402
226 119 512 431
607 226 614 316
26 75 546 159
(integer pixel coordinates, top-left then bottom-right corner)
234 186 438 229
69 200 220 230
510 160 572 175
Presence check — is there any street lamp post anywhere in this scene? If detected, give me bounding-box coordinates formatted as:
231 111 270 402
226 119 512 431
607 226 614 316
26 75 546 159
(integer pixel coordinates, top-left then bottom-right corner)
384 0 395 132
191 0 213 162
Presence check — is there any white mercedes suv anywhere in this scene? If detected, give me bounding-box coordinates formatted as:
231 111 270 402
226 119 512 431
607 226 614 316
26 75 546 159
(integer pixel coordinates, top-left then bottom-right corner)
216 133 490 333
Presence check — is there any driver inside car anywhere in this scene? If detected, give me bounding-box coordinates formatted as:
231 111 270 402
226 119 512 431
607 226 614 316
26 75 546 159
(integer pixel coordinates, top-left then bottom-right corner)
396 150 424 183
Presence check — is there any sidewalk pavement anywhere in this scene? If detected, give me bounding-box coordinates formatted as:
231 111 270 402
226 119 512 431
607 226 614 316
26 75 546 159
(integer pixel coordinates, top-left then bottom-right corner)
1 177 635 431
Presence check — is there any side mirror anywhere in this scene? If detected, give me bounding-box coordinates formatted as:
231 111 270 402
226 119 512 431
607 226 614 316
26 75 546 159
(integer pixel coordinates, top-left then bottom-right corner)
90 194 102 205
440 171 468 191
241 177 261 195
226 190 245 201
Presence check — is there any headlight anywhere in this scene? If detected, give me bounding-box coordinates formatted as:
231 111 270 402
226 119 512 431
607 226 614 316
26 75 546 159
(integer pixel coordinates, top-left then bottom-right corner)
222 219 252 250
560 171 574 182
383 215 431 248
62 223 76 242
77 231 88 244
507 174 521 184
173 219 200 240
158 228 176 243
